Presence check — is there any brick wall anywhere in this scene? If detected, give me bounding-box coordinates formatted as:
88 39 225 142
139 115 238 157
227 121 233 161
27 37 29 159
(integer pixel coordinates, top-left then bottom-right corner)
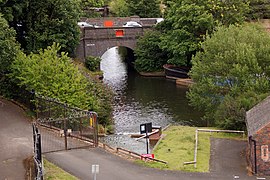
251 123 270 175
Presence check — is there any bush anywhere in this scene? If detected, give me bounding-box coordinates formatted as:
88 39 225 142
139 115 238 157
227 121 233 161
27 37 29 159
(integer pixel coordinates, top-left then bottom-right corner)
85 56 101 71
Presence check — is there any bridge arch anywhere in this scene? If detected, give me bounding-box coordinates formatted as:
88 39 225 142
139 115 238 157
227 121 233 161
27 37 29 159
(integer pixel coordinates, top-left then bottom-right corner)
76 26 148 60
75 16 158 61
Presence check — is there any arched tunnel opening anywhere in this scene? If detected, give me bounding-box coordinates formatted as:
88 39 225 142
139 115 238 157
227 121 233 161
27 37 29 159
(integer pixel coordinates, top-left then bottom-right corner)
117 46 137 72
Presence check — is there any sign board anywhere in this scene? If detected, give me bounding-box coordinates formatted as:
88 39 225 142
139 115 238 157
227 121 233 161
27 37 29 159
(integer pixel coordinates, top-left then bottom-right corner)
92 164 99 174
141 154 154 160
140 122 152 134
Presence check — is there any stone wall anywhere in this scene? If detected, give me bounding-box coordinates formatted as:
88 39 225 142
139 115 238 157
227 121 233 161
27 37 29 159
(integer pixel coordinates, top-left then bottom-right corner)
76 18 153 61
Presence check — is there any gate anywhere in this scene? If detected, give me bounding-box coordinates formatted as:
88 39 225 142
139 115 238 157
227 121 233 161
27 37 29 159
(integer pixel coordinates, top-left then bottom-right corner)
35 93 98 153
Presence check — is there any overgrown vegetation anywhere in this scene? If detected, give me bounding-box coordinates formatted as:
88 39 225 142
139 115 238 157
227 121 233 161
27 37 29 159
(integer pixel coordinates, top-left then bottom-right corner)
0 14 21 96
10 43 113 125
134 0 250 71
109 0 161 17
85 56 101 71
134 31 167 72
188 23 270 130
0 0 81 56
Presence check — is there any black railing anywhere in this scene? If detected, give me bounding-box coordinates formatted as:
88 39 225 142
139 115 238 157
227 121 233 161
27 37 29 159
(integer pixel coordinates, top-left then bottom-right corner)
32 123 43 180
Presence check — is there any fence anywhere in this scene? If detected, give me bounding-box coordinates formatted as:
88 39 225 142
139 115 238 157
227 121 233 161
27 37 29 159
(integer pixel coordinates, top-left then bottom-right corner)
32 123 43 180
184 129 245 168
35 93 98 153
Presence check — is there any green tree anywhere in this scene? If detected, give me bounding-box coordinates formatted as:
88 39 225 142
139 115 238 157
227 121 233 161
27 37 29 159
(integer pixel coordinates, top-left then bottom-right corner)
160 2 214 66
134 30 168 72
247 0 270 19
187 23 270 130
0 14 20 76
126 0 161 17
0 13 21 96
0 0 81 56
11 43 96 110
159 0 249 66
109 0 129 17
80 0 106 17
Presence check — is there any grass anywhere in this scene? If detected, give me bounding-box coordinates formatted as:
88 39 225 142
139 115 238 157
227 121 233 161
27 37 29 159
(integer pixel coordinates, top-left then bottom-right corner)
43 158 78 180
138 126 245 172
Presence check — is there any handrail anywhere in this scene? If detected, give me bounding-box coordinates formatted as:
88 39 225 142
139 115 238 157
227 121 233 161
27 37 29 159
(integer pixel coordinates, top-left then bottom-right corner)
116 147 168 164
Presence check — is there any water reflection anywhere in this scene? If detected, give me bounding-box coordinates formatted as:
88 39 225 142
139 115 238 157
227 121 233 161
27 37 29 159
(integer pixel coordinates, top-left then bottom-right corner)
100 47 203 154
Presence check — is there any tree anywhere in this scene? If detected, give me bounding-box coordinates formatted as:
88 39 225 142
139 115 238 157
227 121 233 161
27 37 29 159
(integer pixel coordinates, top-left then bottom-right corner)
158 0 249 66
160 2 214 66
0 13 21 96
126 0 161 18
187 23 270 130
0 0 81 56
109 0 129 17
0 14 20 75
247 0 270 20
11 43 96 110
134 30 168 72
80 0 106 17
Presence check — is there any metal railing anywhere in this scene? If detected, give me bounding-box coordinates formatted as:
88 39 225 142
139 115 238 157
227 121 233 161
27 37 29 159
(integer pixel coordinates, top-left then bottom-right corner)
32 123 43 180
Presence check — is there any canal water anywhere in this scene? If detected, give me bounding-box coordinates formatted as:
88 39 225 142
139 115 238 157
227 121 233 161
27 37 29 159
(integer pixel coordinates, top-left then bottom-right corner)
100 47 204 154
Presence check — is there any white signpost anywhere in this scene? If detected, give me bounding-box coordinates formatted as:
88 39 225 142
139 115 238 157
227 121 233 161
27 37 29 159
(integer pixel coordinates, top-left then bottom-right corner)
92 164 99 180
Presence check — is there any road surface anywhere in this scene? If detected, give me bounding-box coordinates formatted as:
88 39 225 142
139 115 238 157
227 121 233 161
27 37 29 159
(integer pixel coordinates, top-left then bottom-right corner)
0 98 33 180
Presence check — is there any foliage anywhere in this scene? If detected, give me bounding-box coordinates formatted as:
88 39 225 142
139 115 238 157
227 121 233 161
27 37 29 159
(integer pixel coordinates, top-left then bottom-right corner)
88 79 113 125
247 0 270 19
204 0 249 26
159 1 214 66
0 13 21 96
134 30 168 72
158 0 249 66
0 14 20 76
109 0 129 17
126 0 161 18
187 23 270 130
73 60 113 126
81 0 105 7
85 56 101 71
11 43 97 110
80 0 106 17
0 0 81 56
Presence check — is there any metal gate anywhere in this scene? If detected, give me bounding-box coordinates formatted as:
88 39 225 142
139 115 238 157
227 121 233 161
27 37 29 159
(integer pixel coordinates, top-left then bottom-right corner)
35 93 98 153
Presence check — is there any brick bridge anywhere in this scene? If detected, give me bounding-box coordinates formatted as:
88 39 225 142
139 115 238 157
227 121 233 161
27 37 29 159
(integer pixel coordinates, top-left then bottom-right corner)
75 16 159 61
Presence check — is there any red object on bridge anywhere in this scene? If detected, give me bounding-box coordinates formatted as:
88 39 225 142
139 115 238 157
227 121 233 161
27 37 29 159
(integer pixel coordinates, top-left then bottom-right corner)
141 154 154 160
104 20 113 27
115 30 124 37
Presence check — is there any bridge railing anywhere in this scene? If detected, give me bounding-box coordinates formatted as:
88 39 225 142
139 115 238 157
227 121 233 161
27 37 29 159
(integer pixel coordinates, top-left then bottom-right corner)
83 26 151 40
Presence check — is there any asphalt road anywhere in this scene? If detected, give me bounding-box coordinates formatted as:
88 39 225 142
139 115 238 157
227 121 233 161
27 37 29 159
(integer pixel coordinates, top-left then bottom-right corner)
1 97 268 180
0 98 33 180
45 139 266 180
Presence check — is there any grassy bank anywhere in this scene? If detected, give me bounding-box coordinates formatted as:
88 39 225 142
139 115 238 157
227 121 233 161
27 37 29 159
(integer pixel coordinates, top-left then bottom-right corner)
44 159 78 180
137 126 245 172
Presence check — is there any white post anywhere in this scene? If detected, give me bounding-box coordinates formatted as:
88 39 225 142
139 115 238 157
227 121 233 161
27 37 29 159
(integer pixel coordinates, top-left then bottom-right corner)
194 129 198 168
92 164 99 180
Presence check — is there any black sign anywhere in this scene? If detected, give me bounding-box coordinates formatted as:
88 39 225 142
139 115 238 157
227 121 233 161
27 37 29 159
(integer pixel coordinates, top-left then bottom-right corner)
140 122 152 134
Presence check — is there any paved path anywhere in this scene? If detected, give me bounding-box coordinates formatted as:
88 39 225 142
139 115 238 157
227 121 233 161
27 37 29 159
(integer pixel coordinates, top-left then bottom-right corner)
0 98 33 180
45 138 265 180
1 97 268 180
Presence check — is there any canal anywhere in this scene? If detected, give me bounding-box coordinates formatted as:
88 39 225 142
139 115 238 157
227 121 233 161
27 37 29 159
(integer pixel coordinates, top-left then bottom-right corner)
100 47 204 154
